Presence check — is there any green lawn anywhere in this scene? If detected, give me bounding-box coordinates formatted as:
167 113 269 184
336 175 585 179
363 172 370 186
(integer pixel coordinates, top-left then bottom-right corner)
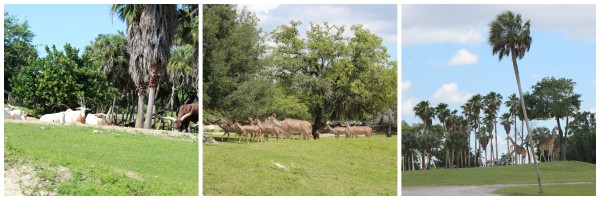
203 133 397 196
4 122 198 195
402 161 595 196
493 183 595 196
402 161 595 187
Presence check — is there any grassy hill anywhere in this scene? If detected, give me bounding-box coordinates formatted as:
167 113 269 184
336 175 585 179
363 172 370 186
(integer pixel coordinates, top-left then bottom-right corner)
4 122 198 195
203 133 397 196
402 161 595 187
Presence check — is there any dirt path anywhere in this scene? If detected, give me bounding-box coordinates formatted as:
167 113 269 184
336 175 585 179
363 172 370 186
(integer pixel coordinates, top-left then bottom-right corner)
402 182 593 196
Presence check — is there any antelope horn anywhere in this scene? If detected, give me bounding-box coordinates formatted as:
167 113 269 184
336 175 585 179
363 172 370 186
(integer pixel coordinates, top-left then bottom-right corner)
162 117 177 122
180 110 194 121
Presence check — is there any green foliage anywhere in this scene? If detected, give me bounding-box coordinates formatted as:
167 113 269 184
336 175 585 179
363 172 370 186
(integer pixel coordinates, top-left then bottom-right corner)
4 12 38 92
270 22 396 122
5 122 198 195
10 44 118 115
525 77 581 120
83 33 133 94
566 112 596 163
203 5 265 112
203 133 397 195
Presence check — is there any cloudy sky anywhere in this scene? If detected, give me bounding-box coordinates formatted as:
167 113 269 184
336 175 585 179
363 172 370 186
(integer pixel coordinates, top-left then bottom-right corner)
239 4 398 61
402 4 595 159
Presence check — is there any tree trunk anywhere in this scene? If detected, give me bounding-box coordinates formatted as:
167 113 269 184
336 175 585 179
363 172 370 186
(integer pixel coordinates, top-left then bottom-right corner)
135 89 145 128
514 116 518 164
474 128 478 167
312 105 323 139
490 135 494 167
495 122 499 166
512 50 542 193
144 87 156 129
564 117 569 161
556 117 566 161
421 149 426 170
386 110 392 137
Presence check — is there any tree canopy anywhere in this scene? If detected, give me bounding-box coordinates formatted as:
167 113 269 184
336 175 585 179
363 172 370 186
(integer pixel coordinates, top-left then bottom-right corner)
4 12 38 92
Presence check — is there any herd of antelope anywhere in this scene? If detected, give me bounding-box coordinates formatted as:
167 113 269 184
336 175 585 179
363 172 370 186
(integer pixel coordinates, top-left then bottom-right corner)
208 114 373 143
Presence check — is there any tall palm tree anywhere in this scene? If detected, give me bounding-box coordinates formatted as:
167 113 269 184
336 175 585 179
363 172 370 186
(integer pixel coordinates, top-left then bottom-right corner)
500 112 512 165
489 10 542 192
413 101 434 169
466 94 482 167
435 103 451 168
112 4 177 129
483 92 502 166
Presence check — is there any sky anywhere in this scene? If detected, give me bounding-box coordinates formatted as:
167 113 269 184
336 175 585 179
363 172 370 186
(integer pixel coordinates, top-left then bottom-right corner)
4 4 127 57
238 4 398 61
402 4 596 161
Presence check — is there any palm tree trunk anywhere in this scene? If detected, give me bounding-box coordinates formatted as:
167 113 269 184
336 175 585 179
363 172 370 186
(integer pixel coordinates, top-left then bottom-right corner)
490 134 494 167
495 122 499 166
135 89 145 128
144 86 156 129
474 129 478 167
512 50 542 193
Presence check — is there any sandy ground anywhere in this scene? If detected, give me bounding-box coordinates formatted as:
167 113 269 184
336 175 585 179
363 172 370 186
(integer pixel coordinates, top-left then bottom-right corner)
4 119 196 196
402 182 593 196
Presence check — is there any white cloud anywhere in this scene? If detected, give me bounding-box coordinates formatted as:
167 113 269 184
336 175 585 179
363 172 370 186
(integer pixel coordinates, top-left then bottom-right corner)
239 4 280 22
402 26 483 46
448 48 479 66
431 83 473 105
589 107 596 113
403 4 595 45
401 80 412 92
402 97 419 117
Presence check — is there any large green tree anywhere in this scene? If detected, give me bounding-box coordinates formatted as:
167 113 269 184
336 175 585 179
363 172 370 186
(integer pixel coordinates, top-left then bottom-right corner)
4 12 38 93
84 33 134 95
11 44 117 115
566 111 595 163
489 10 542 192
112 4 177 129
203 5 266 119
270 21 396 139
525 77 582 161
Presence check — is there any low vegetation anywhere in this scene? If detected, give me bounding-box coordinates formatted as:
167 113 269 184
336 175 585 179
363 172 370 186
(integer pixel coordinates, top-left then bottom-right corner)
203 133 397 196
492 183 595 196
4 122 198 195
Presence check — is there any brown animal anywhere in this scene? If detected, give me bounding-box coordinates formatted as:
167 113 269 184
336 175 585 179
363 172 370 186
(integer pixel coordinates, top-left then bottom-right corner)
266 114 313 140
255 117 284 141
216 119 239 141
248 118 264 142
343 122 373 138
233 121 260 143
506 136 526 164
176 103 199 132
539 126 558 162
325 121 350 138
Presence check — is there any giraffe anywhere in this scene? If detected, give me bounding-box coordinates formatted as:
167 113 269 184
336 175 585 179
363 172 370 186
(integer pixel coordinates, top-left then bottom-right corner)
539 126 558 162
506 136 526 165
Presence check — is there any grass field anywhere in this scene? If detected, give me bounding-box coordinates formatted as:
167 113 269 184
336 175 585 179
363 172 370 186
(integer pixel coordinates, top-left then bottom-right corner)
492 183 595 196
4 122 198 195
203 133 397 196
402 161 595 196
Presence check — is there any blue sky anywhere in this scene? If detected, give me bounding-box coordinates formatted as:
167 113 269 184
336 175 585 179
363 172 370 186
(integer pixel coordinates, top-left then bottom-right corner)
4 4 127 57
402 4 596 160
239 4 398 61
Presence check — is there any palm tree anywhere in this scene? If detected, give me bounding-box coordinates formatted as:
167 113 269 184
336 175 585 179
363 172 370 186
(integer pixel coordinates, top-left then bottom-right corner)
167 45 196 112
435 103 451 168
112 4 178 129
483 92 502 166
489 10 542 192
413 101 434 169
500 112 512 165
465 94 482 167
414 101 434 134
